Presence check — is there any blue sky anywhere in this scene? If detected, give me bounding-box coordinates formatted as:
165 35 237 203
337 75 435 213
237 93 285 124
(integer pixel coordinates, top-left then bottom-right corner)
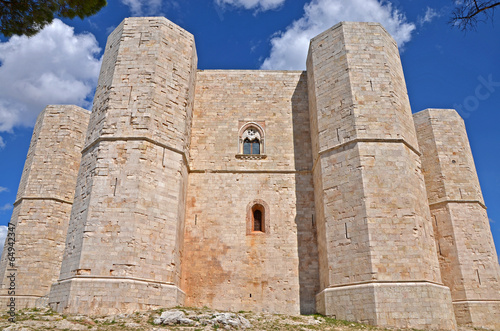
0 0 499 260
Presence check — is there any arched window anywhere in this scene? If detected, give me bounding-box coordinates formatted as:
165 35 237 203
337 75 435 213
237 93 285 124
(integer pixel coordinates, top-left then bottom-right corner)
247 202 267 234
237 123 266 159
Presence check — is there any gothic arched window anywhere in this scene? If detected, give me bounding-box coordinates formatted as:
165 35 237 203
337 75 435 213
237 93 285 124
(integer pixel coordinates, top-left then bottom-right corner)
238 123 265 159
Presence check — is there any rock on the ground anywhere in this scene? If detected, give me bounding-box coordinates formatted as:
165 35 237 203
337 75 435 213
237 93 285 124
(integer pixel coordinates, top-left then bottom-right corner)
54 319 88 330
154 309 194 325
212 312 251 329
124 322 142 328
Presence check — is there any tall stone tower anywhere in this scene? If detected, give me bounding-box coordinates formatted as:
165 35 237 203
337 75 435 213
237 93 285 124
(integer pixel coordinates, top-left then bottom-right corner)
0 105 89 308
48 17 197 315
414 109 500 330
306 22 456 329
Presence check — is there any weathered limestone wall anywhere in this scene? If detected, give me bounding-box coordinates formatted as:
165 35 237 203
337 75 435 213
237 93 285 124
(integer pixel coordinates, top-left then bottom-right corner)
48 17 197 316
307 22 456 329
0 105 89 308
414 108 500 330
182 70 318 315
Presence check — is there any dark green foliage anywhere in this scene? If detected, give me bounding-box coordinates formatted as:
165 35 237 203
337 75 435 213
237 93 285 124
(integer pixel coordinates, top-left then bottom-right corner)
0 0 107 37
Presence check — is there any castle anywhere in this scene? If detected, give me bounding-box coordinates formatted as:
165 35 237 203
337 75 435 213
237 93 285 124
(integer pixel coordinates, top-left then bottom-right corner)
1 16 499 330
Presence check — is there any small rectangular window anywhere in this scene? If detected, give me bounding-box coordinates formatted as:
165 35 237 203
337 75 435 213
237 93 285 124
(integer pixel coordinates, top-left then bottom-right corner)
252 141 260 154
243 141 251 154
253 210 262 231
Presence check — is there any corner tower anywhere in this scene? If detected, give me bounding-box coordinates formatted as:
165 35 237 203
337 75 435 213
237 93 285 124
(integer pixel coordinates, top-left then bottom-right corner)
414 109 500 330
48 17 197 315
307 22 456 329
0 105 89 308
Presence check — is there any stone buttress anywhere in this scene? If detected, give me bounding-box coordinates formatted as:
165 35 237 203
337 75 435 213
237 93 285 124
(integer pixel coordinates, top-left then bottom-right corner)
414 109 500 330
48 17 197 315
0 106 90 308
306 22 457 329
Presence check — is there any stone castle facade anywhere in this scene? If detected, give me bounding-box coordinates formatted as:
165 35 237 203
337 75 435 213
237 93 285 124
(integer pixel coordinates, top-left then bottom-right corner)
1 17 500 330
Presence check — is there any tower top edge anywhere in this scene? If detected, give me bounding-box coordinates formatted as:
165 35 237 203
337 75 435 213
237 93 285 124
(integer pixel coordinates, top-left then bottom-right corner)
119 16 195 40
43 105 91 115
309 21 394 45
413 108 462 119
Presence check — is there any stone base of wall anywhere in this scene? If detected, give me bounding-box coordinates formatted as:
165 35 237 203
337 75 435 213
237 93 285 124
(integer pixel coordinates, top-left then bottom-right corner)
453 300 500 330
48 277 184 316
316 282 457 330
0 295 46 312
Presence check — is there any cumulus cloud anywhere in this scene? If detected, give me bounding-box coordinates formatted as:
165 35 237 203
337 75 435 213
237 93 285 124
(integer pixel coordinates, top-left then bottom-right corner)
261 0 416 70
0 225 6 256
0 187 7 193
0 19 101 133
0 204 13 211
216 0 285 11
419 7 441 25
121 0 164 16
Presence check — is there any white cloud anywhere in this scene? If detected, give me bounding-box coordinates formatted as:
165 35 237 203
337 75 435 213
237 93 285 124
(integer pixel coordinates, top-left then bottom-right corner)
261 0 416 70
0 19 101 133
0 204 12 211
216 0 285 11
0 226 7 256
0 187 8 193
0 136 4 149
419 7 440 25
121 0 163 16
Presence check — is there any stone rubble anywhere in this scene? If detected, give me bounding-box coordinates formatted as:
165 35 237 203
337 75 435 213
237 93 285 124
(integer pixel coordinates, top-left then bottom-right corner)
152 309 251 329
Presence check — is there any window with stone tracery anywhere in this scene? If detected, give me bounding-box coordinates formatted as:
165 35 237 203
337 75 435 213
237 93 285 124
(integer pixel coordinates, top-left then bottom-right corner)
237 123 265 159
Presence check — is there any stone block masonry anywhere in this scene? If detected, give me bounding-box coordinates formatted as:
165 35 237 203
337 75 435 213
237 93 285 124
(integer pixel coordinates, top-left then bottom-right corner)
48 17 197 315
0 15 497 330
183 70 318 315
414 109 500 330
307 22 456 329
0 105 90 309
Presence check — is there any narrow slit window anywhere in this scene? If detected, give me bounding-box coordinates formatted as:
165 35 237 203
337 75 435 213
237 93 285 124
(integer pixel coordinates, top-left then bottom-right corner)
251 204 265 233
253 210 262 231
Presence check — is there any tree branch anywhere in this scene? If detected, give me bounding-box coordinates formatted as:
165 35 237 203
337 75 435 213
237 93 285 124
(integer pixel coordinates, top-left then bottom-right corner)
450 0 500 30
456 1 500 20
